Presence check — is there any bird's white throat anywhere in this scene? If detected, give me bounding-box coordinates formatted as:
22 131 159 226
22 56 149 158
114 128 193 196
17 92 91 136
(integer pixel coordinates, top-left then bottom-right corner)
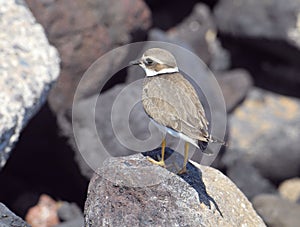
142 66 179 77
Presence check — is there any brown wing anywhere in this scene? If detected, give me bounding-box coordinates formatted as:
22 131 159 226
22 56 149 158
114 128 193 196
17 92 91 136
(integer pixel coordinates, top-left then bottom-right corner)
142 73 210 142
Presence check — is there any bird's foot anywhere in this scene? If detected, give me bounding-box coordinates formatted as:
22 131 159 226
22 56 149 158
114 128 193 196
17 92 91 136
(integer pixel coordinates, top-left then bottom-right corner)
147 156 166 168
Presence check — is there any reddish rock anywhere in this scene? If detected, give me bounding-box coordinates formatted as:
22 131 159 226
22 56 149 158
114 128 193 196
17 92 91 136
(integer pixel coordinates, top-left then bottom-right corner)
25 194 60 227
26 0 151 113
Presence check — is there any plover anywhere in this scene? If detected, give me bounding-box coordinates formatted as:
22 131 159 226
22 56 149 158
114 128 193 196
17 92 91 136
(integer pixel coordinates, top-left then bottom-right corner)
130 48 224 174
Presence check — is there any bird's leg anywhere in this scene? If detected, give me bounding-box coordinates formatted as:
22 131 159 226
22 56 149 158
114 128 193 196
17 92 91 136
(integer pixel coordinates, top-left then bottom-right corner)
147 138 166 167
178 142 189 174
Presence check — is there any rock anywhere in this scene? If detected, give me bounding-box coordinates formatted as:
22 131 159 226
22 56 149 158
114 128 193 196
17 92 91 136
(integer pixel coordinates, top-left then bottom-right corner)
57 201 82 222
229 88 300 182
84 152 266 226
0 203 30 227
253 194 300 227
226 159 276 200
55 218 84 227
56 202 84 227
25 194 60 227
167 3 230 70
26 0 151 114
279 178 300 203
214 0 300 95
0 0 60 170
26 196 85 227
214 0 300 50
215 69 253 112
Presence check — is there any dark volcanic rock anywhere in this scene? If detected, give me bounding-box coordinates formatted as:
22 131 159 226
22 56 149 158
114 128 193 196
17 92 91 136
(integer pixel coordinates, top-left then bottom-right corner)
229 88 300 182
214 0 300 95
84 153 266 226
253 194 300 227
214 0 300 48
0 203 30 227
167 3 230 70
26 0 151 114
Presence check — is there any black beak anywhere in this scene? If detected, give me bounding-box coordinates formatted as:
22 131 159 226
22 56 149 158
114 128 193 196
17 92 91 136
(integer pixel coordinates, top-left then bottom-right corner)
129 59 141 66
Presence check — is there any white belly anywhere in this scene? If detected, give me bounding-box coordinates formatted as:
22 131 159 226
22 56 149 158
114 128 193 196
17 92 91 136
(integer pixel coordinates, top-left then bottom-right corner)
150 118 199 148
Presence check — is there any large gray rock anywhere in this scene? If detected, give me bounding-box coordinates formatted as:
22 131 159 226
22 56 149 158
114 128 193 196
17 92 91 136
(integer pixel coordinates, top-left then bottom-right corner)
0 0 60 170
214 0 300 50
253 194 300 227
228 88 300 182
0 203 30 227
214 0 300 94
84 152 266 226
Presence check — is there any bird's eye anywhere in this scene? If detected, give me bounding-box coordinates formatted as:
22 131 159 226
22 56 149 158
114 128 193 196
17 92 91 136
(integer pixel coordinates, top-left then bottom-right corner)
145 58 154 65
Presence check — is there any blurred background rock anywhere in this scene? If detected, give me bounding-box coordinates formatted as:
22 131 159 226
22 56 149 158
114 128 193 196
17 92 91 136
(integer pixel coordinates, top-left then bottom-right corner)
0 0 299 226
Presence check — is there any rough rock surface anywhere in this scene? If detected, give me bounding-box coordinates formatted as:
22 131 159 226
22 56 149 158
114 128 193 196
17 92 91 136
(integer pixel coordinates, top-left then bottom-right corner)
228 88 300 182
0 0 60 170
84 152 266 226
279 178 300 202
253 194 300 227
0 203 30 227
26 0 151 114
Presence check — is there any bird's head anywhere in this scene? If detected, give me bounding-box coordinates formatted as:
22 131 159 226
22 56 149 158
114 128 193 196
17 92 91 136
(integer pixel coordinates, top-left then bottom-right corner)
130 48 179 77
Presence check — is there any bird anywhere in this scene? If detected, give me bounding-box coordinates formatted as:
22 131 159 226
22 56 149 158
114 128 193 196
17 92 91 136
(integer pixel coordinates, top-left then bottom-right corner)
130 48 224 174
